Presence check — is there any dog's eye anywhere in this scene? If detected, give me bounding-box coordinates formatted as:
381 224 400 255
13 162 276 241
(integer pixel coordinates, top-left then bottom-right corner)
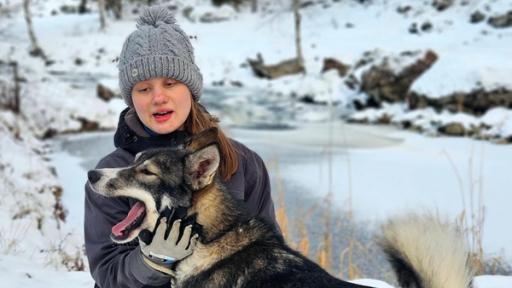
140 168 156 176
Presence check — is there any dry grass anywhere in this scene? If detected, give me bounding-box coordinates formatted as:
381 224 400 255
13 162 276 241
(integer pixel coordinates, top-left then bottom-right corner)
269 154 380 279
41 233 85 271
0 221 30 254
443 145 487 275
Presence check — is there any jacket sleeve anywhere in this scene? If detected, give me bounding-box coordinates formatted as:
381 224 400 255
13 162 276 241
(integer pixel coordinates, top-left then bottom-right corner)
242 148 282 236
84 153 171 288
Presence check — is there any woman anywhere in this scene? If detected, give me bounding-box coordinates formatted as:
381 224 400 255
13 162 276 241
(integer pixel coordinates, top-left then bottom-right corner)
84 6 280 288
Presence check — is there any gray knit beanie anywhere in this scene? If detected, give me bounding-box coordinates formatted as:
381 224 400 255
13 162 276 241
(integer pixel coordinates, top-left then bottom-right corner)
118 6 203 107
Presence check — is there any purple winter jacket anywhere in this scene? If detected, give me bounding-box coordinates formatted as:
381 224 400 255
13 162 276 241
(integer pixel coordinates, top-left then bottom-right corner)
84 108 280 287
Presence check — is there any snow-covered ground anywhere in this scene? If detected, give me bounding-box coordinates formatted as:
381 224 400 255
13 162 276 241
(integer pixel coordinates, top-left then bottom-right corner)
1 0 512 286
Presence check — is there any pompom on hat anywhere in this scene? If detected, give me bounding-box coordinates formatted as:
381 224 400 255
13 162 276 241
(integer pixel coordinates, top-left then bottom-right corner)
118 6 203 107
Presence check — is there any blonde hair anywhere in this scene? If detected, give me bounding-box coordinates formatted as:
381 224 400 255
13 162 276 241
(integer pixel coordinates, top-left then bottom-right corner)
183 101 238 181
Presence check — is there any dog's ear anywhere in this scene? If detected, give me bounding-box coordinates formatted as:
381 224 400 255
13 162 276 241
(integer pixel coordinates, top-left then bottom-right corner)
184 144 220 191
184 127 218 154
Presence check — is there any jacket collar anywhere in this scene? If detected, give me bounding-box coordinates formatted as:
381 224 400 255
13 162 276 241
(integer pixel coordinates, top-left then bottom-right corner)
113 107 189 155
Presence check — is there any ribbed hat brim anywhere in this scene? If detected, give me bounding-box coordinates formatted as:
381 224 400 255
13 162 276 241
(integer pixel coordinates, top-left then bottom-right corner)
119 55 203 107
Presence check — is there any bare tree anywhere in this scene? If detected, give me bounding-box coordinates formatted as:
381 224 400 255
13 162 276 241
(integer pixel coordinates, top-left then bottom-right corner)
10 61 20 114
251 0 258 13
293 0 304 68
78 0 88 14
106 0 122 20
98 0 107 30
23 0 50 64
0 61 21 114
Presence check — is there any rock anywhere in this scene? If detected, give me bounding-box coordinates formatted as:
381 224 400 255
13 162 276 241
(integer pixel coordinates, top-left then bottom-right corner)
59 5 77 14
199 12 230 23
396 5 412 15
74 58 84 66
321 58 350 77
300 1 315 9
470 10 486 24
421 21 433 32
360 50 438 105
230 80 243 87
409 88 512 115
344 74 359 90
408 22 419 34
76 117 99 132
96 83 116 101
438 122 465 136
182 7 195 22
488 11 512 29
248 54 305 79
432 0 454 12
377 114 392 124
212 80 225 86
41 128 57 139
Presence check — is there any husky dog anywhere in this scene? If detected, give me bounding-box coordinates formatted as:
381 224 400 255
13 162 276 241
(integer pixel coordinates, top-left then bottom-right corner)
88 128 473 288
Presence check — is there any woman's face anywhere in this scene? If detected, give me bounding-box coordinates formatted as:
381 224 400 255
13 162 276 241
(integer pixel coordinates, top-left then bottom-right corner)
132 77 192 134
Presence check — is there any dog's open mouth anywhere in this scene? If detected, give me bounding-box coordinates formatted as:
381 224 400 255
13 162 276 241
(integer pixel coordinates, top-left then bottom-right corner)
111 201 146 241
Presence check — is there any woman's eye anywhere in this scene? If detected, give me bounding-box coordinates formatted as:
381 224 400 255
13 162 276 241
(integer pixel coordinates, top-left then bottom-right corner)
137 87 150 93
165 81 176 87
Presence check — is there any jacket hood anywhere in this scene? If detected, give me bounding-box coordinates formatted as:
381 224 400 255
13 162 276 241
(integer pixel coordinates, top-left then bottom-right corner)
113 107 189 155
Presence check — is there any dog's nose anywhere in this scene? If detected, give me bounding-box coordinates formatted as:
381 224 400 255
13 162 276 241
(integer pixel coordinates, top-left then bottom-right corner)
88 170 101 184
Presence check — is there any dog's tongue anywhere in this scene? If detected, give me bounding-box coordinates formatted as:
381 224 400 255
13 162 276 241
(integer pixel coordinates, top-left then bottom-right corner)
112 201 145 237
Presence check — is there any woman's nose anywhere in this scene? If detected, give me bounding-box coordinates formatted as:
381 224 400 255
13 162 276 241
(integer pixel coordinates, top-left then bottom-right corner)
152 87 168 104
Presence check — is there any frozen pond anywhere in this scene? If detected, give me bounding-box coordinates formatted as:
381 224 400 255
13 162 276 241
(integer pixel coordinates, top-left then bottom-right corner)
50 121 512 274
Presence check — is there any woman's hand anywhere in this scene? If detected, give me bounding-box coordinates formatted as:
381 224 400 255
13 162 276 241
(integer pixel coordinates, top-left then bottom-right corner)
139 218 198 272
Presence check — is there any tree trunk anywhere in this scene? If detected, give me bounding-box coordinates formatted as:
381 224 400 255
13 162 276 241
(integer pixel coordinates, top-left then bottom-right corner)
98 0 106 30
0 61 21 114
293 0 304 71
106 0 122 20
11 61 20 114
78 0 88 14
251 0 258 13
114 0 122 20
23 0 50 64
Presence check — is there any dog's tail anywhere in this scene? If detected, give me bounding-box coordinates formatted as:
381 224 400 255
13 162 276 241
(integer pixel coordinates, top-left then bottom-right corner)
379 213 474 288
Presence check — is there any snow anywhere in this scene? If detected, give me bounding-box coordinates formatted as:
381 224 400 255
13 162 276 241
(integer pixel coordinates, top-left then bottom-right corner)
474 275 512 288
351 279 395 288
1 0 512 286
1 254 93 288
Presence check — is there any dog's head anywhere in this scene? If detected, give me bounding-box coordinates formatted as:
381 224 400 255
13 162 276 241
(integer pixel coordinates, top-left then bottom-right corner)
87 128 220 243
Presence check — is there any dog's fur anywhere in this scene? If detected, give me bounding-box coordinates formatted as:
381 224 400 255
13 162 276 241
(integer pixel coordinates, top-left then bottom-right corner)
379 214 473 288
88 128 474 288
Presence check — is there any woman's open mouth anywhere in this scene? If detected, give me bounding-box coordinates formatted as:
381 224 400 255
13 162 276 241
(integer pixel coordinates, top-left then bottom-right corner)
153 110 174 123
111 201 146 242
